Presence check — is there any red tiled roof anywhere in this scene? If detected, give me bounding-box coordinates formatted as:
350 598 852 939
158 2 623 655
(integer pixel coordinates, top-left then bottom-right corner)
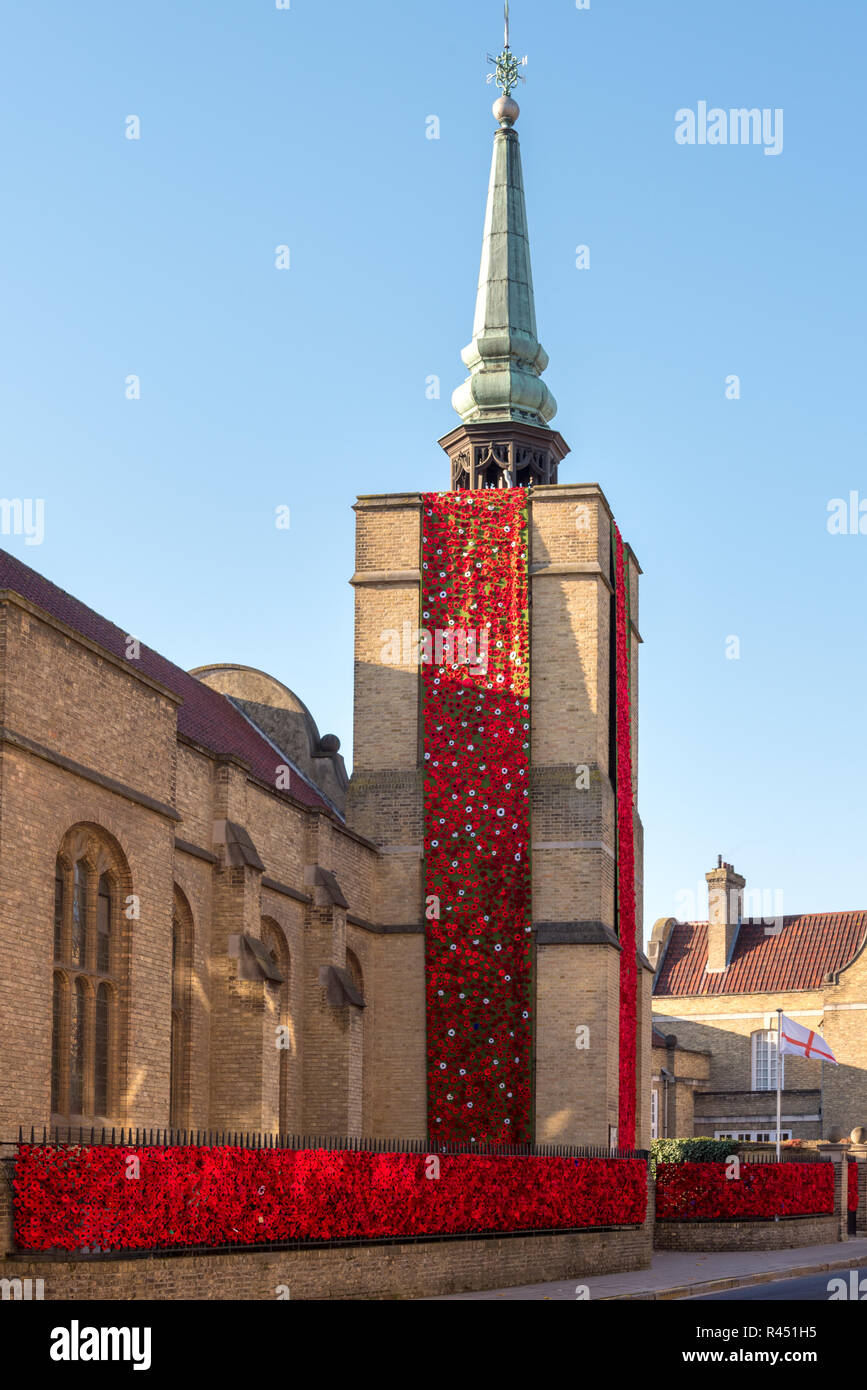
0 548 335 815
653 915 867 997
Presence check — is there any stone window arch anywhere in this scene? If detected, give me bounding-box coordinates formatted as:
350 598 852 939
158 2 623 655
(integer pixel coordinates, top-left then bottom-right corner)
345 948 365 1135
50 824 131 1126
261 917 291 1131
170 887 194 1130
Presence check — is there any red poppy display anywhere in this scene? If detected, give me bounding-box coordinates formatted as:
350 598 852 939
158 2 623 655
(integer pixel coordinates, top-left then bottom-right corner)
613 526 638 1150
848 1158 859 1213
13 1145 647 1251
422 491 532 1143
655 1161 835 1221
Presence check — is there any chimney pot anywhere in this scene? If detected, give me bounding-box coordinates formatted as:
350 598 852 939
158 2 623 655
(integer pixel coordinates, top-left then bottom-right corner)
705 858 746 973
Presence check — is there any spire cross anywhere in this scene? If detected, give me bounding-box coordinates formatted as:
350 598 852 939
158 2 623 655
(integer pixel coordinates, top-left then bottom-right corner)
487 2 527 98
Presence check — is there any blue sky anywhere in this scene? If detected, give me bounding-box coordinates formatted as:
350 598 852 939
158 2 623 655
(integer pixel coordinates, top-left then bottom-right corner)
1 0 865 937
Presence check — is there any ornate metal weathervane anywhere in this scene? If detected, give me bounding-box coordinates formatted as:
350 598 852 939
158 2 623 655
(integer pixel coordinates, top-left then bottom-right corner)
487 1 527 101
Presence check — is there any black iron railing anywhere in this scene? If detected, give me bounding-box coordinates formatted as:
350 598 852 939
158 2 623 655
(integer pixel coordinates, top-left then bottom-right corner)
5 1127 648 1161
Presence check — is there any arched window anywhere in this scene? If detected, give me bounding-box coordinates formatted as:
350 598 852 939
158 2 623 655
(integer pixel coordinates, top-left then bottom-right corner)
261 918 290 1132
50 973 66 1114
170 888 194 1130
345 948 365 1135
70 978 87 1115
97 875 112 974
72 861 87 967
50 825 130 1126
94 984 111 1115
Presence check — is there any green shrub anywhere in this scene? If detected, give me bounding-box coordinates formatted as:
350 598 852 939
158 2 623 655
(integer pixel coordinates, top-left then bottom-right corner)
650 1138 734 1172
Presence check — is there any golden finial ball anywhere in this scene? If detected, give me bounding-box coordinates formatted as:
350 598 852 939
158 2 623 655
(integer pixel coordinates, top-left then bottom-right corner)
493 96 520 127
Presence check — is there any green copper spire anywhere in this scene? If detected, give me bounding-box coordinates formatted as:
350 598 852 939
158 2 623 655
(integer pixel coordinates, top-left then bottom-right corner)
451 9 556 430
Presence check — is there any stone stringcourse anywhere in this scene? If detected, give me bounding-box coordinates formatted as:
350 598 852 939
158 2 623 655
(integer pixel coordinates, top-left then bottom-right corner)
655 1160 835 1221
12 1143 647 1252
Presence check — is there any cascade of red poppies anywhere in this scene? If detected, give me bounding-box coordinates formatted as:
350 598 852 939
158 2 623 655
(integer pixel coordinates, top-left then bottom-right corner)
614 525 638 1149
422 490 532 1143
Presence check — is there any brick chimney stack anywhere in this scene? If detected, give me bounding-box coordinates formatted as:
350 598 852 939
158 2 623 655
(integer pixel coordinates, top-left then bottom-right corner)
705 856 745 973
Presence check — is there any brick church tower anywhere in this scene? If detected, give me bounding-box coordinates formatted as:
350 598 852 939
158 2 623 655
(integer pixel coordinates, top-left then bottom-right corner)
347 20 651 1149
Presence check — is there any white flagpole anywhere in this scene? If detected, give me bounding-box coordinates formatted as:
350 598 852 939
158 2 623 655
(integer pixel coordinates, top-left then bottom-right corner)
776 1008 783 1160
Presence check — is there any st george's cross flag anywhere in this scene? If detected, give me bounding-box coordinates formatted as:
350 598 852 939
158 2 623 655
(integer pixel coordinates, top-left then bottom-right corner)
779 1015 838 1065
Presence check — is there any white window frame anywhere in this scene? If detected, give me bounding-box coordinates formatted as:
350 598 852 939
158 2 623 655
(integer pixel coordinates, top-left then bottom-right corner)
751 1029 784 1092
650 1087 659 1140
714 1130 792 1142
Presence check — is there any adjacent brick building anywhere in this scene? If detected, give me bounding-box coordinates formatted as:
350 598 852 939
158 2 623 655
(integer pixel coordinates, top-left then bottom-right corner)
650 859 867 1140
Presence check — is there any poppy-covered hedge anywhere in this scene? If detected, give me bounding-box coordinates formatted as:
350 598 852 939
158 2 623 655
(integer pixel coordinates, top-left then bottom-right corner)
13 1145 648 1252
656 1161 835 1222
848 1159 859 1213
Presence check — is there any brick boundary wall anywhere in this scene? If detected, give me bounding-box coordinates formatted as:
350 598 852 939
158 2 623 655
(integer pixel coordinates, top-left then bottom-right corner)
654 1214 838 1253
646 1156 656 1234
834 1154 848 1242
0 1161 13 1256
0 1156 14 1256
856 1153 867 1238
0 1222 651 1300
0 1151 651 1299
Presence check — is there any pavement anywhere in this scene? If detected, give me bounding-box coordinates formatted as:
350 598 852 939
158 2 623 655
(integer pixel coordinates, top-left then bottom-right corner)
430 1236 867 1300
